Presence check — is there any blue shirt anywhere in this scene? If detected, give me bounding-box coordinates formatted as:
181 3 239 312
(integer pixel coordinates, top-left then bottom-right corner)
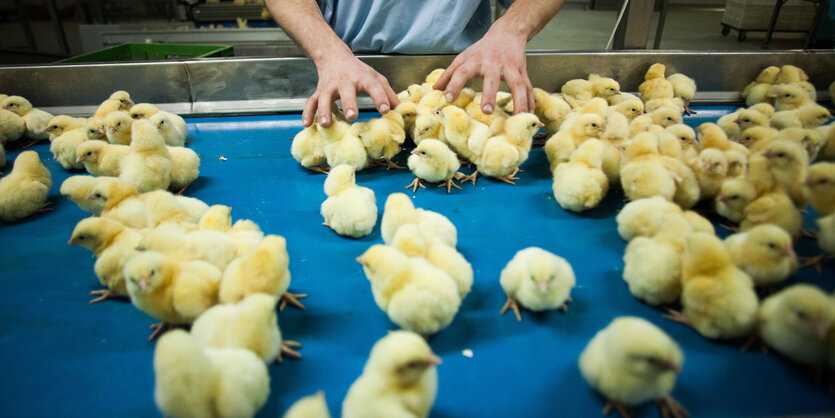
317 0 513 54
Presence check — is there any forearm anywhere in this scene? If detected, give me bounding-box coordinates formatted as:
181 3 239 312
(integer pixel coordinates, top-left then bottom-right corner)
489 0 565 42
266 0 352 66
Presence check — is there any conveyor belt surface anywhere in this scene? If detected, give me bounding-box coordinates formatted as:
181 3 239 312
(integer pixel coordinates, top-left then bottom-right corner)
1 107 834 417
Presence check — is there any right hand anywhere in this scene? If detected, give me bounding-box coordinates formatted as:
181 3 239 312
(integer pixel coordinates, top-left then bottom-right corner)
304 52 400 127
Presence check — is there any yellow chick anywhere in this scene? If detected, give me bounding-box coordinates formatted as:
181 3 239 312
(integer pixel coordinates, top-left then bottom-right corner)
742 66 780 106
291 124 328 174
773 127 824 161
663 123 699 160
464 93 509 135
649 106 683 128
628 114 659 137
352 112 406 169
0 151 51 223
660 154 701 209
389 224 472 299
759 284 835 365
320 117 368 171
45 115 86 141
138 226 238 272
0 108 26 144
639 63 674 102
413 108 445 145
553 138 609 212
406 139 461 193
342 331 440 418
738 126 777 151
544 112 604 171
150 112 188 147
645 97 685 114
93 91 133 118
474 113 542 184
397 84 425 104
609 96 645 121
435 87 476 110
393 102 418 136
724 224 797 287
357 245 461 336
532 87 571 133
670 232 759 339
814 124 835 161
320 164 377 238
0 142 4 171
741 191 803 241
805 162 835 216
0 95 53 142
761 139 809 207
104 111 133 145
60 175 112 214
667 72 697 114
108 90 133 110
616 196 682 241
76 140 129 177
691 148 728 200
49 128 87 170
499 247 576 321
124 251 222 340
715 177 757 223
601 109 630 144
441 105 490 165
68 216 142 303
167 146 200 193
623 213 691 305
732 108 772 139
129 104 188 137
88 180 181 229
725 150 748 178
608 91 641 106
198 205 266 256
83 117 107 141
284 392 331 418
809 213 835 270
191 293 302 363
381 192 457 247
561 78 595 109
588 73 621 99
579 316 686 418
769 83 812 111
697 122 748 154
219 235 303 311
621 133 677 202
154 329 269 418
119 119 172 193
417 89 444 110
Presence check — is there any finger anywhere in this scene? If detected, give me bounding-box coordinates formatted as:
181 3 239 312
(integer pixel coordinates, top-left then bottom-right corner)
480 69 501 114
525 77 535 112
302 93 318 127
444 64 476 104
317 88 334 127
360 77 391 114
338 83 358 121
432 57 464 91
506 72 529 114
377 74 401 108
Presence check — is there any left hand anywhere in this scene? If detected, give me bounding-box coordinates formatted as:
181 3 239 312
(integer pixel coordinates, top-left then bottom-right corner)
433 29 534 115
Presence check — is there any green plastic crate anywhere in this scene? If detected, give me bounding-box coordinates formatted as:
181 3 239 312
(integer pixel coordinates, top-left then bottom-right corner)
58 43 234 63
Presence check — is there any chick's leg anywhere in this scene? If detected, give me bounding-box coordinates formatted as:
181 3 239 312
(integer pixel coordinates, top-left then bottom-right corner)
560 296 573 312
500 295 523 322
35 201 53 213
662 308 690 326
279 291 307 311
277 340 303 363
800 254 829 273
460 169 479 186
308 166 330 174
382 158 405 170
88 289 126 305
438 179 461 194
602 400 633 418
656 396 689 418
148 322 172 341
405 177 426 193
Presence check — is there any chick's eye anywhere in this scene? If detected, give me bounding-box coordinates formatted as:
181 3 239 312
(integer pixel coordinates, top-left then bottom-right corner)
406 361 421 368
591 123 597 127
777 152 786 158
94 193 101 198
150 270 156 276
86 152 92 156
797 311 809 320
767 243 776 249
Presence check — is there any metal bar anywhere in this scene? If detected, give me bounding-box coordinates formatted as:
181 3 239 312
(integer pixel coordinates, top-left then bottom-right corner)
14 0 37 50
0 51 833 116
763 0 788 47
804 0 826 49
45 0 71 54
614 0 654 49
653 0 669 49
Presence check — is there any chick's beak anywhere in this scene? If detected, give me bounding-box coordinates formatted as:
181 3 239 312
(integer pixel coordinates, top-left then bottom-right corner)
86 193 95 200
76 155 85 163
355 255 365 264
426 354 443 366
536 122 545 129
411 149 419 155
663 360 682 374
816 322 831 339
537 280 549 292
781 246 795 258
762 151 773 158
67 237 77 245
108 126 117 133
138 277 150 290
804 178 815 187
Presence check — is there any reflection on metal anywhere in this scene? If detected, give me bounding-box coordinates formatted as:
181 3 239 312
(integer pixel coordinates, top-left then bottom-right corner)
0 51 832 116
611 0 654 49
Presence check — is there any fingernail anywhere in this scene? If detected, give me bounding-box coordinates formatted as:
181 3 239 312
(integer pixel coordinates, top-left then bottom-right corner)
380 104 389 113
483 104 493 113
302 117 309 125
346 109 356 119
445 92 454 102
319 116 327 125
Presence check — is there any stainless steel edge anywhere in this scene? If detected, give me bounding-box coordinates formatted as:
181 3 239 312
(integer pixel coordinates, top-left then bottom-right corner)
1 51 832 117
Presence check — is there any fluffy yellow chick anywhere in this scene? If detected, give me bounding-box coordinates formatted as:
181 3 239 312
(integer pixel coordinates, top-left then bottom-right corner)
219 235 303 311
623 213 691 305
0 108 26 144
83 117 106 141
0 151 51 223
389 224 472 299
342 331 440 418
435 87 476 110
725 150 748 178
627 114 659 137
320 116 368 171
89 179 187 229
553 138 609 212
815 124 835 161
352 111 406 169
138 226 237 272
93 91 133 118
609 96 645 121
738 126 777 151
108 90 133 110
769 83 812 111
320 164 377 238
45 115 85 141
608 91 641 106
397 84 425 104
0 95 53 141
725 224 797 287
198 205 266 257
759 284 835 365
104 111 132 145
621 133 677 202
357 245 461 336
588 73 621 99
602 109 630 144
669 232 759 339
579 316 686 418
119 119 172 192
499 247 576 321
741 191 803 241
441 104 490 164
645 97 685 114
715 177 757 223
773 104 832 130
472 113 542 184
697 122 748 154
663 123 699 159
660 154 701 209
60 175 112 214
381 192 457 247
691 148 728 200
808 213 835 271
49 128 87 170
393 102 418 138
284 392 330 418
805 162 835 216
544 113 604 171
124 251 222 340
150 112 187 147
191 293 301 363
561 78 595 109
639 63 674 102
464 93 509 135
413 108 445 145
291 124 328 173
616 196 682 241
76 140 129 176
761 139 809 207
667 72 697 114
649 106 683 128
68 216 142 303
406 139 461 193
532 87 571 133
742 66 780 107
167 146 200 193
154 329 269 418
0 142 4 171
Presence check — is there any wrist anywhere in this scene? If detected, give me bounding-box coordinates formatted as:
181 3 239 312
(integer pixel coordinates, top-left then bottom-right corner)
486 19 530 45
311 42 355 69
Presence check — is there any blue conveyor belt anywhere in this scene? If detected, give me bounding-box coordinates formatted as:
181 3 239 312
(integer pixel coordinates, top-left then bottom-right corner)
1 107 833 417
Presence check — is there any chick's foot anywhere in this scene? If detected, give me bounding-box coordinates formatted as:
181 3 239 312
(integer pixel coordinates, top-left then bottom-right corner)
662 308 690 326
148 322 172 341
460 169 479 186
88 289 126 305
279 292 307 311
382 158 405 170
740 333 769 353
35 201 53 213
439 179 461 194
496 174 519 185
277 340 302 363
656 396 689 418
308 166 330 174
800 254 829 273
500 295 523 322
405 177 426 193
602 400 633 418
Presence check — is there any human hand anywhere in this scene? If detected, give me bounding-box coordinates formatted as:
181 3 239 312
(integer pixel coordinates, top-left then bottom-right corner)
303 51 400 127
433 29 534 115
